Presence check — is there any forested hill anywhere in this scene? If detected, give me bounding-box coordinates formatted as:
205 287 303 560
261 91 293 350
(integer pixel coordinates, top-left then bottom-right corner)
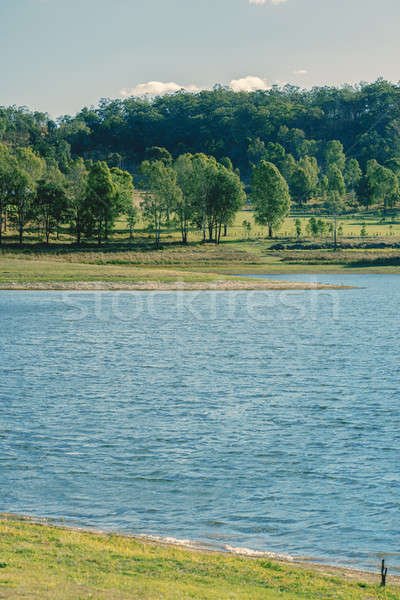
1 79 400 177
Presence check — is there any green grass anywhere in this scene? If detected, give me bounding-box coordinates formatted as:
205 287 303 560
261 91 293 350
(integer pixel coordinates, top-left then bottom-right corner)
0 516 398 599
2 208 400 286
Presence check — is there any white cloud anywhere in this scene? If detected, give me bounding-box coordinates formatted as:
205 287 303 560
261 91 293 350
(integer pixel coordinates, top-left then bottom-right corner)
229 76 270 92
121 76 271 98
249 0 288 5
120 81 201 97
293 69 308 75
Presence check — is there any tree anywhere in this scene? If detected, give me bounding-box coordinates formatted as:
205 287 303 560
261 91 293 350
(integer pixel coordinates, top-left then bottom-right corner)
8 168 32 245
299 156 319 191
344 158 362 190
126 203 138 241
8 147 46 244
280 153 297 182
325 140 346 172
0 144 17 245
187 154 244 243
174 153 195 244
252 161 290 238
35 176 69 243
295 218 302 238
325 167 347 251
190 154 220 242
356 175 374 210
290 167 313 206
145 146 172 166
110 167 136 241
327 164 346 198
247 137 266 167
206 163 245 244
85 161 117 245
141 160 181 247
307 217 328 238
67 158 88 244
366 160 399 213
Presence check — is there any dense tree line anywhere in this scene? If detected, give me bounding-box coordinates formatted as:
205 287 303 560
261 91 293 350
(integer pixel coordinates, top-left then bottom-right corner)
2 79 400 246
0 143 250 246
2 80 400 174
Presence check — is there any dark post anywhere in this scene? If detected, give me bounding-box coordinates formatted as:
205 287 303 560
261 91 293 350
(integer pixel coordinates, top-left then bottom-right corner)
381 559 388 587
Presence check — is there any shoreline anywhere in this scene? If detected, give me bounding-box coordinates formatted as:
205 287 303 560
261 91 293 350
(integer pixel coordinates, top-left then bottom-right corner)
2 513 398 587
0 279 352 291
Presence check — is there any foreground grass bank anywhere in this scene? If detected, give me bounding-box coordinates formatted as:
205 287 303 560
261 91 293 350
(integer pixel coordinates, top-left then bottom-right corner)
0 516 398 600
1 239 400 291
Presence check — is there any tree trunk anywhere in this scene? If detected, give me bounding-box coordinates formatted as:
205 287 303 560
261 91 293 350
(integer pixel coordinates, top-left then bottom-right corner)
76 216 81 245
333 215 337 252
268 224 273 238
98 219 102 246
223 224 227 237
180 222 187 244
19 224 23 245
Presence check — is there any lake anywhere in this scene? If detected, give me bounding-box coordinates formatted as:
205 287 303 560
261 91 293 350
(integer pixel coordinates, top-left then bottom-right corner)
1 273 399 571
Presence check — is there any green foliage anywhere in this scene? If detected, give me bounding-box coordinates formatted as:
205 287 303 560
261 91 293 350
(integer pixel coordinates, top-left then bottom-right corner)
366 159 399 211
85 161 117 244
35 174 69 243
67 157 88 244
344 158 362 189
141 160 181 246
327 164 346 197
145 146 172 166
290 166 314 205
252 160 290 237
242 219 252 239
306 217 329 238
325 140 346 172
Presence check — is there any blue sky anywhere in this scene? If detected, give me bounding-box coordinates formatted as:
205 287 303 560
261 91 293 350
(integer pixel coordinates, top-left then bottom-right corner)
1 0 399 117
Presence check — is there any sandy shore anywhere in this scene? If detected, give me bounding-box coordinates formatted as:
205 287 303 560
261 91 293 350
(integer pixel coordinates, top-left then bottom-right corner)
1 513 397 587
0 279 351 291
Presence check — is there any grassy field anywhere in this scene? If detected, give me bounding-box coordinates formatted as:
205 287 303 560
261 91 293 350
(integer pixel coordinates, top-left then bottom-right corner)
2 209 400 286
1 239 400 287
0 516 398 600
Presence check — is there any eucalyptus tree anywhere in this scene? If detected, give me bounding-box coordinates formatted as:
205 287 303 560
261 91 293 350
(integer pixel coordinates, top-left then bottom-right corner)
344 158 362 191
366 159 399 213
356 175 374 210
252 160 290 238
35 171 69 243
189 153 219 242
85 161 117 245
290 166 313 206
209 163 245 244
141 159 181 247
325 140 346 172
110 167 136 241
67 157 88 244
174 153 195 244
0 144 17 244
9 148 45 244
326 165 347 251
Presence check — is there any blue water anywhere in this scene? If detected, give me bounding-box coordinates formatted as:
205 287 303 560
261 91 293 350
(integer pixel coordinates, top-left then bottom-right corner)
1 274 399 571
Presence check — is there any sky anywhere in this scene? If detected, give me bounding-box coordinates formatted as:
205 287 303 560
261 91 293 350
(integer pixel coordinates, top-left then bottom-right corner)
1 0 400 117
